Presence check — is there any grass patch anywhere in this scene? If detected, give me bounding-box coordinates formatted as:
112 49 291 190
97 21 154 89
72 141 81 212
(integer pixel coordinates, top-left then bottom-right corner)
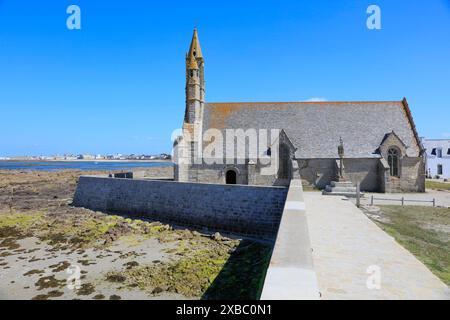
374 205 450 285
0 209 170 249
302 184 321 192
0 211 45 238
0 211 44 230
426 180 450 191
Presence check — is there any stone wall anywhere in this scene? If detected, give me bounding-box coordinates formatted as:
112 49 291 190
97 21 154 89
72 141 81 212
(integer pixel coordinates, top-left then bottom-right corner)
73 176 288 239
186 163 249 184
298 158 396 192
379 157 425 193
297 159 336 190
344 158 380 191
247 161 279 186
175 156 424 192
261 178 319 300
398 157 425 192
186 157 381 191
132 165 174 180
188 161 293 187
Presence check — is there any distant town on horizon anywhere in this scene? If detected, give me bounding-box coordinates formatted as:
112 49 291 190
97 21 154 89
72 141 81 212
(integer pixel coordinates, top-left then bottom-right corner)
0 153 172 161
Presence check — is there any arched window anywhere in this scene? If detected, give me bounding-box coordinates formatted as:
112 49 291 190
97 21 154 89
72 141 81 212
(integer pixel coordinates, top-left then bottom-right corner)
388 148 400 177
226 170 237 184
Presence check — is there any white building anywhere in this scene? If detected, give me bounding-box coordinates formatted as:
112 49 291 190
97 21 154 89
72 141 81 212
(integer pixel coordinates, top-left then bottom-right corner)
422 139 450 179
77 154 95 160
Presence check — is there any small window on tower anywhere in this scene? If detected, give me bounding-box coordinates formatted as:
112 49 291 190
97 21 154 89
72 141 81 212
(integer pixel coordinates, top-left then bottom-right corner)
190 70 193 77
431 148 436 155
193 50 196 57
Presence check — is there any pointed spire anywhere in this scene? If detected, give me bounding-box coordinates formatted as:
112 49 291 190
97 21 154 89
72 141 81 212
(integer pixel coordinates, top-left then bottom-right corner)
187 52 198 70
188 28 203 59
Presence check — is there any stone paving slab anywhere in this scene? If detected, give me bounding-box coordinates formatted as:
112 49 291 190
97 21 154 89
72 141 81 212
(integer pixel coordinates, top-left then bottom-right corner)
303 192 450 300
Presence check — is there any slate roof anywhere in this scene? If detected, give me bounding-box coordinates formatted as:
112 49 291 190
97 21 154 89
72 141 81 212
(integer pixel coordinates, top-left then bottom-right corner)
202 100 422 159
422 139 450 157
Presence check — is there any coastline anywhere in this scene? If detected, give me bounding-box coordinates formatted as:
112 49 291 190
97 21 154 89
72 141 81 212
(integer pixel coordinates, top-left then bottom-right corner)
0 159 172 163
0 159 173 172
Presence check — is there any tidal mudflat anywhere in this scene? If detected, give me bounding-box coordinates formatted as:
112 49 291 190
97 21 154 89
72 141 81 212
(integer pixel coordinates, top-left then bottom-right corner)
0 169 272 300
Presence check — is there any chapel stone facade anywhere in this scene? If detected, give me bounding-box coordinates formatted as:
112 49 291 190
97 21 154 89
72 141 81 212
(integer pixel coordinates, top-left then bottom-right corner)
174 29 426 193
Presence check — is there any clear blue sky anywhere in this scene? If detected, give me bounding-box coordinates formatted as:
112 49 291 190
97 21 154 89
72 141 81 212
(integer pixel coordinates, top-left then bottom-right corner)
1 0 449 156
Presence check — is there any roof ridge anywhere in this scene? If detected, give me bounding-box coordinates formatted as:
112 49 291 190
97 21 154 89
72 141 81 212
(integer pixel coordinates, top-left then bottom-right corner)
206 100 403 105
401 98 424 153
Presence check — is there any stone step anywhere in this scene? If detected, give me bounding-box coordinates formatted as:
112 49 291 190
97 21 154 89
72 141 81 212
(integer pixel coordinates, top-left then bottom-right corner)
331 181 354 188
322 191 365 198
325 186 357 193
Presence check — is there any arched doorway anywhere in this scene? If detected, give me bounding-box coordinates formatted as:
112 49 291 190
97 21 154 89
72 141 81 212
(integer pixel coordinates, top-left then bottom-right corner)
226 170 237 184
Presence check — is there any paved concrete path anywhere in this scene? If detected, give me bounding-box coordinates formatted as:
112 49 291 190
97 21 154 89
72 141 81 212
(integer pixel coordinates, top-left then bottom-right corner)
303 192 450 300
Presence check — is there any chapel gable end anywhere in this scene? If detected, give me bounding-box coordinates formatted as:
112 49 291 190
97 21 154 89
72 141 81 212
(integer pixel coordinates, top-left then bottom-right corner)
377 131 407 159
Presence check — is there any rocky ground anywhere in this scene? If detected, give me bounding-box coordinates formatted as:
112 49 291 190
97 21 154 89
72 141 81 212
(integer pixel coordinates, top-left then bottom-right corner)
0 169 272 300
